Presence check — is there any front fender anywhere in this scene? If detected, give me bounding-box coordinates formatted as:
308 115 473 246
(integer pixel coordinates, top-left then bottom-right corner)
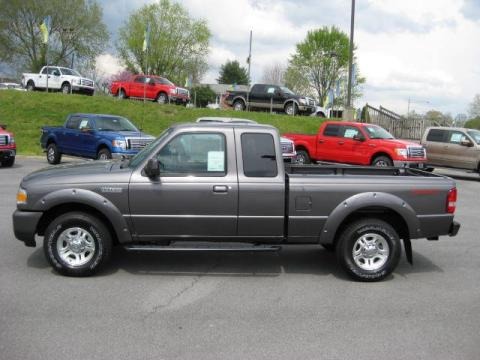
320 192 420 243
33 188 132 243
283 99 299 108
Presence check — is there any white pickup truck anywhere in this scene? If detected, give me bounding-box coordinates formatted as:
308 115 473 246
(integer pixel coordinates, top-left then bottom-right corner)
22 66 95 96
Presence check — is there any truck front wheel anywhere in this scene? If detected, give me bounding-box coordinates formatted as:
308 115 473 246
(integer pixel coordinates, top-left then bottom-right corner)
285 103 298 116
26 81 35 91
157 92 168 104
97 148 112 160
43 212 112 277
1 157 15 167
46 143 61 164
372 156 393 167
336 218 401 282
61 82 71 94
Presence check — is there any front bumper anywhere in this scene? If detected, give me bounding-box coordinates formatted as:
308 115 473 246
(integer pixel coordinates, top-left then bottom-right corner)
12 210 43 247
393 160 426 168
297 105 316 114
72 86 94 95
449 221 460 237
0 149 16 161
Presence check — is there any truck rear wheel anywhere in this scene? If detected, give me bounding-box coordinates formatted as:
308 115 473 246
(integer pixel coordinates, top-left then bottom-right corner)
295 150 311 164
336 218 401 282
118 89 127 99
46 143 61 164
233 100 245 111
43 212 112 277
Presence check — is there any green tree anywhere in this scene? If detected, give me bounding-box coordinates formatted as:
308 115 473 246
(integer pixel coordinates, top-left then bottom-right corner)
285 26 364 106
0 0 109 72
217 60 249 85
468 94 480 118
117 0 210 85
190 85 217 107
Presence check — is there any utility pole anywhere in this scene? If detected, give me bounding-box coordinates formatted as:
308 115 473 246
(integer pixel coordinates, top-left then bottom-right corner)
246 30 252 111
346 0 355 108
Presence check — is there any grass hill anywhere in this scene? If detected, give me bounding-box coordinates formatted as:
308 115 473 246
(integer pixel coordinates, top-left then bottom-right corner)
0 90 323 155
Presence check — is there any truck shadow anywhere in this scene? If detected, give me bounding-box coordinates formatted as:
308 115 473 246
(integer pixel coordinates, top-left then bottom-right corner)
26 247 443 281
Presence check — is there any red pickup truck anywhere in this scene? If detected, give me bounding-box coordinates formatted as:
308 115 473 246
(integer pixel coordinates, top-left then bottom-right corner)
110 74 190 105
0 124 16 167
284 121 427 167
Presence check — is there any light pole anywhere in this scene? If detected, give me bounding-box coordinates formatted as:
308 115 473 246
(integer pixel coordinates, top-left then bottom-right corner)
346 0 355 108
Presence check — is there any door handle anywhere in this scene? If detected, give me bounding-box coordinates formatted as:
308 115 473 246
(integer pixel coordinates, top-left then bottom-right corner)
318 139 324 143
337 141 345 145
213 185 228 193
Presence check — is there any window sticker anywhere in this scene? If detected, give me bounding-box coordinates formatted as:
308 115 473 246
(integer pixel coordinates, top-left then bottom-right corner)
344 128 358 138
79 119 89 129
207 151 224 171
267 87 275 94
450 133 462 143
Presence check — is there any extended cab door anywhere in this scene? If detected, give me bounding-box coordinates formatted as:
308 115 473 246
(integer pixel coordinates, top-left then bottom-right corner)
235 129 285 239
128 128 238 239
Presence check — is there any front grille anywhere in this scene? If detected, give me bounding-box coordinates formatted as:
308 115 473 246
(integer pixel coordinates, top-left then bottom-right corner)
281 142 294 154
408 146 426 158
0 135 8 145
81 79 94 87
176 88 190 96
126 137 153 151
308 99 315 106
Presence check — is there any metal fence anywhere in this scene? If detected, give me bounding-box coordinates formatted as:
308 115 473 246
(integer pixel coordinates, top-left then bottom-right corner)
361 104 436 140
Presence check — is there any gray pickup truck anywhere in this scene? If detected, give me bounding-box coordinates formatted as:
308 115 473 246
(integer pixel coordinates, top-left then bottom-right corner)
13 122 460 281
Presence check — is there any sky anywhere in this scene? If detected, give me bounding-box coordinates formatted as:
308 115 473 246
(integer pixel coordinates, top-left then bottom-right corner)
97 0 480 116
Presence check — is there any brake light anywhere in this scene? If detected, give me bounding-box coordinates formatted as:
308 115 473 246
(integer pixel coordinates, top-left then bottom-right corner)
446 188 457 213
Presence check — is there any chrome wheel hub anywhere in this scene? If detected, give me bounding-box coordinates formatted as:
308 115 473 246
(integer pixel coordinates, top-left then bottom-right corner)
57 227 96 267
47 148 55 161
352 233 389 271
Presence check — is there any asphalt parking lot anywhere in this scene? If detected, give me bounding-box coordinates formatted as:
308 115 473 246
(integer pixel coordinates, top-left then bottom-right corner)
1 157 479 360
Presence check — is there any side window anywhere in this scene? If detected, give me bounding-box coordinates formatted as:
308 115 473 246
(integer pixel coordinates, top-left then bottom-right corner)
41 68 48 74
449 131 467 144
341 126 360 139
426 129 447 142
156 133 226 176
323 124 341 137
134 76 146 83
251 85 265 94
78 118 92 130
65 116 81 129
241 133 278 177
266 86 276 95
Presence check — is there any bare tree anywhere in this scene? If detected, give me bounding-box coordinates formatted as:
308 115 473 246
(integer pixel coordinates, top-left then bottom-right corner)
261 63 285 85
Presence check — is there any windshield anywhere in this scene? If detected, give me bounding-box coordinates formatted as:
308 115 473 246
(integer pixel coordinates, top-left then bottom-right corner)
280 87 295 95
467 130 480 144
128 128 173 168
364 125 395 139
60 68 81 76
95 116 138 132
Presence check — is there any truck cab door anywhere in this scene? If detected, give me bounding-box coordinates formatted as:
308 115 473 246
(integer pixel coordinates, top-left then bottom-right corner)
235 129 285 239
128 129 238 240
316 123 342 162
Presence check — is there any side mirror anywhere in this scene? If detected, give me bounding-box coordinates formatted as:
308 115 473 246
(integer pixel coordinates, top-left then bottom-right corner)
353 134 365 142
460 139 473 147
144 158 160 178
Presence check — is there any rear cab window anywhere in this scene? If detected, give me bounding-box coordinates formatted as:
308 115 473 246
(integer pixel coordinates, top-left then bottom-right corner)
241 133 277 177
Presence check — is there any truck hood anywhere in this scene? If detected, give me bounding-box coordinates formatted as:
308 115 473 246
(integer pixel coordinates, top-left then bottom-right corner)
376 138 422 147
21 161 131 187
96 130 154 139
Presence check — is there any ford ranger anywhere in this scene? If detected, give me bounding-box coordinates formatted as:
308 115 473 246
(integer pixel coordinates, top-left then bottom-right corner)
13 122 460 281
40 113 155 164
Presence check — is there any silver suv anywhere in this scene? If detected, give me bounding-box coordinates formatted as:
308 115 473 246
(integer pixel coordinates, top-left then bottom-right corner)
420 127 480 172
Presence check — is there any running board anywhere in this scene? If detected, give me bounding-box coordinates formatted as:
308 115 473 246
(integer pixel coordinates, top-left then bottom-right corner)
123 244 281 252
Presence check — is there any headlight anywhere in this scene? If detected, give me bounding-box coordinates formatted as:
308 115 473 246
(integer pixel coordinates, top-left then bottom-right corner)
170 88 177 94
77 79 82 85
16 188 27 205
395 148 408 158
299 98 307 105
9 136 15 145
112 139 127 150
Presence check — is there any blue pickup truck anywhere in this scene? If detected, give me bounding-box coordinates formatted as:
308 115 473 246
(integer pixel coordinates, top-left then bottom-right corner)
41 113 155 164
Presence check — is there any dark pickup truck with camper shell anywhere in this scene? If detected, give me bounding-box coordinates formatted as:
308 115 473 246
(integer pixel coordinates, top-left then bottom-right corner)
13 122 460 281
225 84 316 115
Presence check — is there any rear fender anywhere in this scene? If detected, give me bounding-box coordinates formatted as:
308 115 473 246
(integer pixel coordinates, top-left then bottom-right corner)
320 192 420 243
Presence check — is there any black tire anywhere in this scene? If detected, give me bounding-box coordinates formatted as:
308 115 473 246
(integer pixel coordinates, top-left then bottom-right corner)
285 102 298 116
26 81 35 91
157 92 168 104
233 100 245 111
46 143 61 164
1 157 15 167
118 89 127 99
61 82 71 94
43 212 112 277
97 148 112 160
296 149 311 164
372 155 393 167
335 218 401 282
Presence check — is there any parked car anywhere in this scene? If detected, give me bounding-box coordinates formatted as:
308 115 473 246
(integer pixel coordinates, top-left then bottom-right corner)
420 127 480 173
0 82 26 91
195 117 296 161
22 66 94 95
0 124 16 167
13 121 459 281
284 121 427 167
110 74 190 105
224 84 316 115
40 113 155 164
